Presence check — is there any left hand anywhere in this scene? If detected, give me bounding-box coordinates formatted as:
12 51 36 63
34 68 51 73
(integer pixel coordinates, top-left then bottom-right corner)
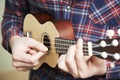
58 39 106 78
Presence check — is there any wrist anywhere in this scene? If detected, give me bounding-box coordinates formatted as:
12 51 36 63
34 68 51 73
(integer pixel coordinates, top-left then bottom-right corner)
9 35 21 48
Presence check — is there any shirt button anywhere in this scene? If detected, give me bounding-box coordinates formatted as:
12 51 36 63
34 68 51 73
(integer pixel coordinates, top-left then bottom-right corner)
66 5 70 10
16 11 21 17
65 5 70 11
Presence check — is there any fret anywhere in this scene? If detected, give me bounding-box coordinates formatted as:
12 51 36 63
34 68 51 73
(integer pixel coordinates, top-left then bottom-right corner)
55 37 89 55
24 14 120 70
55 37 76 54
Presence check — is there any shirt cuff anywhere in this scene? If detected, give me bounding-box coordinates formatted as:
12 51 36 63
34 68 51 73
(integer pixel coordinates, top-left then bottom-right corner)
106 60 120 79
2 27 23 54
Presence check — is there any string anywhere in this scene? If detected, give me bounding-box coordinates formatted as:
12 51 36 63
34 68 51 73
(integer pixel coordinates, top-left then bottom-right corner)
26 34 74 39
27 34 118 60
92 43 113 48
43 44 113 55
26 31 119 49
42 38 118 60
42 40 89 48
40 37 114 49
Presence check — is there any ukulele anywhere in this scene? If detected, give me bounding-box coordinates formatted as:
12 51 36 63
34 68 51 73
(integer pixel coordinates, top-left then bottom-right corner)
23 14 120 70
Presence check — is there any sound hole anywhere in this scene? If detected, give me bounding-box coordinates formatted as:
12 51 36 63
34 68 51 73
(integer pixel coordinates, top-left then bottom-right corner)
43 35 51 52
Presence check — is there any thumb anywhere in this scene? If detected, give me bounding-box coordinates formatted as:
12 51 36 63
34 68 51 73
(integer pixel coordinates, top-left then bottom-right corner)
91 56 106 66
27 38 48 52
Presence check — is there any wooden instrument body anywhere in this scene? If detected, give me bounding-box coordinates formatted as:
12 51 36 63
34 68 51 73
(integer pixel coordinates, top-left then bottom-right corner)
23 14 75 69
23 14 120 70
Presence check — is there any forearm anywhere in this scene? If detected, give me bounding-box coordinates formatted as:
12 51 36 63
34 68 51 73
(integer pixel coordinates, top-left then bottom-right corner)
1 0 29 53
1 18 23 53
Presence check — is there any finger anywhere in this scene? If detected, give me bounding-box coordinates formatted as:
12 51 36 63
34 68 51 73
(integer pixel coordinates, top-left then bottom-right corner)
13 52 45 71
31 51 46 66
12 51 43 64
16 67 32 72
75 39 87 67
28 49 37 55
12 52 33 64
58 54 69 72
27 38 48 52
65 45 78 77
75 39 89 77
12 61 34 68
91 56 106 66
77 39 90 61
87 56 106 76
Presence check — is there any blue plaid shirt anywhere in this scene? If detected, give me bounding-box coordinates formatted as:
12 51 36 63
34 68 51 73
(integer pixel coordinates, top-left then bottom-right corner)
1 0 120 80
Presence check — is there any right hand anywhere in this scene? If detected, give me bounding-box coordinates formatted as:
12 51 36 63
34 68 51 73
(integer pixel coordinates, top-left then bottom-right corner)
9 35 48 71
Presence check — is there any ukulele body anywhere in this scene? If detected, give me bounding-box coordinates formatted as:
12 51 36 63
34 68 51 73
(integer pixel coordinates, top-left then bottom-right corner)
23 14 75 70
23 14 120 70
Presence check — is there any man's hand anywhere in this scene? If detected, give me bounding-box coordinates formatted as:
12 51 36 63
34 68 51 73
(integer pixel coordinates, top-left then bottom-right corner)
58 39 106 78
9 35 48 71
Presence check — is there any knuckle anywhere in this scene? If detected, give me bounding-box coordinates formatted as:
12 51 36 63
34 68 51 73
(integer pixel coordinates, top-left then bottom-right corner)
58 62 62 69
16 68 23 71
69 45 75 50
30 57 36 64
66 46 75 64
28 38 38 45
75 54 79 61
58 60 63 69
72 74 79 78
78 72 88 79
16 68 28 72
12 62 17 67
22 69 28 72
65 58 71 65
12 54 20 61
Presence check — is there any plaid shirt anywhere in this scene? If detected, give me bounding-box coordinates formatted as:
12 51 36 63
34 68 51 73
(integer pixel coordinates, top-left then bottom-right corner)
1 0 120 80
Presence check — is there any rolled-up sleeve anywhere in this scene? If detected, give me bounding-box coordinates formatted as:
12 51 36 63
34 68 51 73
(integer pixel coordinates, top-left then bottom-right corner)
1 0 29 53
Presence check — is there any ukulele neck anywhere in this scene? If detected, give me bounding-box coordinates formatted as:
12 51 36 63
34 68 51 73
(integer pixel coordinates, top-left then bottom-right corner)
54 37 120 61
55 37 93 56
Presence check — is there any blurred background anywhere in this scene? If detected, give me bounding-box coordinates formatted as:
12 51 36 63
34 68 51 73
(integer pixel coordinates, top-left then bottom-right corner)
0 1 29 80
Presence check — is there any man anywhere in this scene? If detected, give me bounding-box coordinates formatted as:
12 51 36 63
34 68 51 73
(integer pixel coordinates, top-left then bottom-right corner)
1 0 120 80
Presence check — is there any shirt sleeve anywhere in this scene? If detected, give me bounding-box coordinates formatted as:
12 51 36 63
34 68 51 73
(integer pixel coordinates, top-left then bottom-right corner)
1 0 29 53
106 61 120 79
89 0 120 79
